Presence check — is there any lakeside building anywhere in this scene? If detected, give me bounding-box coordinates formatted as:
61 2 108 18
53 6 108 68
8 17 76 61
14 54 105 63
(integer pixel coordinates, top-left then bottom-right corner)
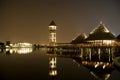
70 22 120 61
11 42 33 48
71 21 116 45
47 21 120 80
0 42 5 51
47 21 120 62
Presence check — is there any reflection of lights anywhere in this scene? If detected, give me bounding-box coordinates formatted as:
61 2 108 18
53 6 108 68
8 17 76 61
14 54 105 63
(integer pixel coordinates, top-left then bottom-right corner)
106 63 109 65
49 57 57 68
49 57 57 77
90 71 111 80
10 49 13 53
6 45 10 48
10 44 13 46
105 74 110 80
103 65 106 69
49 70 57 76
113 57 120 67
6 48 10 52
17 48 33 54
95 63 99 68
0 49 2 52
100 62 103 64
90 71 99 79
5 48 33 54
81 61 112 69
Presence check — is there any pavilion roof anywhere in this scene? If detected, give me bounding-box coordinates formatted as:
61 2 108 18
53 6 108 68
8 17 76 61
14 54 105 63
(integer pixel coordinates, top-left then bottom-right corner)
86 22 116 40
71 33 87 44
116 34 120 41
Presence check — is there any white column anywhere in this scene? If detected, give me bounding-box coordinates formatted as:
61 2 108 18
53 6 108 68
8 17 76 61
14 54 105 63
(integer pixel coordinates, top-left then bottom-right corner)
108 48 111 62
89 48 91 61
81 48 83 58
98 48 101 61
111 48 114 61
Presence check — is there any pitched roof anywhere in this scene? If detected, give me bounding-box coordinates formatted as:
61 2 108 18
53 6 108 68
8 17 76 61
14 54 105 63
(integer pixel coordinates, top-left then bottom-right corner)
87 22 116 40
90 21 109 34
71 33 87 44
49 20 56 26
116 34 120 40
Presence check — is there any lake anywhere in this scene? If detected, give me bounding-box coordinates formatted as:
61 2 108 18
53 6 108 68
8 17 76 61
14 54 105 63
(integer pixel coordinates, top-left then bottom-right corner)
0 48 120 80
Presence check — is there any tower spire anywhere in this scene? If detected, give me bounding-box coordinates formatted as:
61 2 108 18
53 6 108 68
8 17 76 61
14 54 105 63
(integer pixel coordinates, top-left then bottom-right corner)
100 21 103 25
49 20 56 26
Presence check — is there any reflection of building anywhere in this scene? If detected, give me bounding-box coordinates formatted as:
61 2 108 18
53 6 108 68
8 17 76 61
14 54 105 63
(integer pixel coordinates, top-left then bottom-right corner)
48 20 57 46
0 42 5 48
49 57 57 76
0 42 5 52
6 41 10 46
5 48 33 54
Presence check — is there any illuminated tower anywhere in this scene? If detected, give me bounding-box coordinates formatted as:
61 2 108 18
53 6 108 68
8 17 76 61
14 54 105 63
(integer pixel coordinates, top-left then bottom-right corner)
48 20 57 46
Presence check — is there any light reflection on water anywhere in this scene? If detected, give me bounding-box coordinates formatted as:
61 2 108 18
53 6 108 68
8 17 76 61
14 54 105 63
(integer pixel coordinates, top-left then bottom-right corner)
0 48 120 80
5 48 33 54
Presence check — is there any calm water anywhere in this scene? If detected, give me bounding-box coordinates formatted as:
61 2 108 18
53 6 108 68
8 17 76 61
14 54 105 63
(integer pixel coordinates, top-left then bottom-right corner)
0 48 120 80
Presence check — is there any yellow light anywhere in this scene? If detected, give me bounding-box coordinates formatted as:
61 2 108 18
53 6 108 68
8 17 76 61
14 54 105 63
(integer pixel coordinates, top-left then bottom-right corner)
103 40 115 45
94 64 98 68
17 48 33 54
49 25 57 30
103 65 106 69
49 70 57 76
94 62 99 68
10 49 13 54
11 42 32 48
49 59 56 68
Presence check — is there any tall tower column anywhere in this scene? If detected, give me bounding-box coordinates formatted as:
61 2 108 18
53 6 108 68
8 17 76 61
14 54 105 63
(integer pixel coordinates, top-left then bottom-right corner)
48 20 57 46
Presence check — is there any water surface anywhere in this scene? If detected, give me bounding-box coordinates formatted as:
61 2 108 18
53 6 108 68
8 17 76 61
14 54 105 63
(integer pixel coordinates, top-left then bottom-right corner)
0 48 120 80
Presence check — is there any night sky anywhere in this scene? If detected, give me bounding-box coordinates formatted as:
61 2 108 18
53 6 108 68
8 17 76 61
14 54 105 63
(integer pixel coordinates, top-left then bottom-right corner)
0 0 120 44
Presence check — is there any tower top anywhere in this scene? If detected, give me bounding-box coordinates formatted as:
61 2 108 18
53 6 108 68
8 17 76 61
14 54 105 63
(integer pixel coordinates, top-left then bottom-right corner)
49 20 56 26
100 21 103 25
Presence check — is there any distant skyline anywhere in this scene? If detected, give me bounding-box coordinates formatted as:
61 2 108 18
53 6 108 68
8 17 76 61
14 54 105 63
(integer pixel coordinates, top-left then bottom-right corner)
0 0 120 44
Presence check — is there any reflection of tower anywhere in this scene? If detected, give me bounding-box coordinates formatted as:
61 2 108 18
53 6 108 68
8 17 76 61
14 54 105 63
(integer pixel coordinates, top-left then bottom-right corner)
48 20 57 46
49 57 57 77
